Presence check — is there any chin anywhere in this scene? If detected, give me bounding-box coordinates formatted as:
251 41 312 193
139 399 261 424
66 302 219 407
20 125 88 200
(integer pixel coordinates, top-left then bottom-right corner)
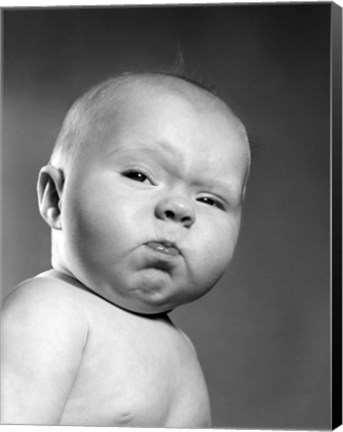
127 274 213 315
134 290 206 315
120 287 188 316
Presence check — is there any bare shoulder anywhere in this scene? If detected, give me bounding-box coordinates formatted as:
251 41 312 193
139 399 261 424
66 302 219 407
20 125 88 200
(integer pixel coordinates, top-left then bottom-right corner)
2 274 89 346
178 328 197 353
166 317 197 353
1 275 89 424
4 272 85 304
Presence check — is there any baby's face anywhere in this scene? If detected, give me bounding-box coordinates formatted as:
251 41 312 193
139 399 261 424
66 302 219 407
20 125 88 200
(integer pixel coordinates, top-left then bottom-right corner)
58 89 250 313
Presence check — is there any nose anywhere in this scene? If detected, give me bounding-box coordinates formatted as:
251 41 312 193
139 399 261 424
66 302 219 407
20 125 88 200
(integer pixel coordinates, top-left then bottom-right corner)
155 195 196 228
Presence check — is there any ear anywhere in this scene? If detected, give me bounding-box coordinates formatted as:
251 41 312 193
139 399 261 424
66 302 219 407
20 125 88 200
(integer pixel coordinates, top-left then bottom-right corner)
37 165 65 230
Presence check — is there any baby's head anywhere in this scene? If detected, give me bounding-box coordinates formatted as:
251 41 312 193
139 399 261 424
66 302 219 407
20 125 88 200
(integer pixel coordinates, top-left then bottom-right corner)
38 72 250 314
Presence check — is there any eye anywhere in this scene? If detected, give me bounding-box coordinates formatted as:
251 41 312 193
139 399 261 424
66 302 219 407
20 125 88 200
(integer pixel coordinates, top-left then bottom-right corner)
123 170 150 183
197 196 225 210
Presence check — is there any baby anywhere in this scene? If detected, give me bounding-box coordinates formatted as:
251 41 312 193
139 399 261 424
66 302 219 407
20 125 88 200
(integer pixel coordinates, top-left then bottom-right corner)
1 72 250 427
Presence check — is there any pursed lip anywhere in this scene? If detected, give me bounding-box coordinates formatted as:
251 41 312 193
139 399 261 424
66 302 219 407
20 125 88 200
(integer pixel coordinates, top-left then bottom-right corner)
145 240 181 257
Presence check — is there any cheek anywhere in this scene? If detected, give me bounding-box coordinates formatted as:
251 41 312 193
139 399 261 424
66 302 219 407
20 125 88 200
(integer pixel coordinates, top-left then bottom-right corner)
62 180 150 264
191 216 241 281
62 184 120 259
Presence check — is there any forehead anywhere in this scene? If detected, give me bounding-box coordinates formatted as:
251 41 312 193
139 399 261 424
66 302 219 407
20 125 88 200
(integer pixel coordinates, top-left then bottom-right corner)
101 85 246 147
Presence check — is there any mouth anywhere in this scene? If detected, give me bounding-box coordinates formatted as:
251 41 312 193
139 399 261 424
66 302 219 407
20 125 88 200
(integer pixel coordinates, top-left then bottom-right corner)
145 241 181 257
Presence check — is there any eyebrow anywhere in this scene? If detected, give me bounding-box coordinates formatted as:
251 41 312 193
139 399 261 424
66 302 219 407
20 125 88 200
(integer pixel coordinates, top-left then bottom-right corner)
106 141 186 173
106 143 243 200
107 141 180 158
194 177 243 202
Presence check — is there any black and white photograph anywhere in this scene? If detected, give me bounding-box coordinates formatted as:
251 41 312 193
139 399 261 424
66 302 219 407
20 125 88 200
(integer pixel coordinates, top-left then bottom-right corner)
1 1 342 430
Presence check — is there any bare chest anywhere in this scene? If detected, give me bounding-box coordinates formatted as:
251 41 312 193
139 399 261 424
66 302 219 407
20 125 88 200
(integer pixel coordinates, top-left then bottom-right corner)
60 309 211 427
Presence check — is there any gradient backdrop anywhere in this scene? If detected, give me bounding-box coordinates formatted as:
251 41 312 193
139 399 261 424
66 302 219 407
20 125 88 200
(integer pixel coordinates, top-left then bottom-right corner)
2 4 332 429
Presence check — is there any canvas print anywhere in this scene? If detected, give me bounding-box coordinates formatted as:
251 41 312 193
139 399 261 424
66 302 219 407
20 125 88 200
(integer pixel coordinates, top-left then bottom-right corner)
1 2 342 429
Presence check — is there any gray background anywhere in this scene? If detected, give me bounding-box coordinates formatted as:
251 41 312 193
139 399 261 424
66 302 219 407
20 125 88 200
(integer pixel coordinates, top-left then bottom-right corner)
2 4 331 429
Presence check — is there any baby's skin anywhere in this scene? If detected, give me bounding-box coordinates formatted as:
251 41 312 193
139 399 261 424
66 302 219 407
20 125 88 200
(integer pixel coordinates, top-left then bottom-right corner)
1 75 250 426
2 270 210 426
